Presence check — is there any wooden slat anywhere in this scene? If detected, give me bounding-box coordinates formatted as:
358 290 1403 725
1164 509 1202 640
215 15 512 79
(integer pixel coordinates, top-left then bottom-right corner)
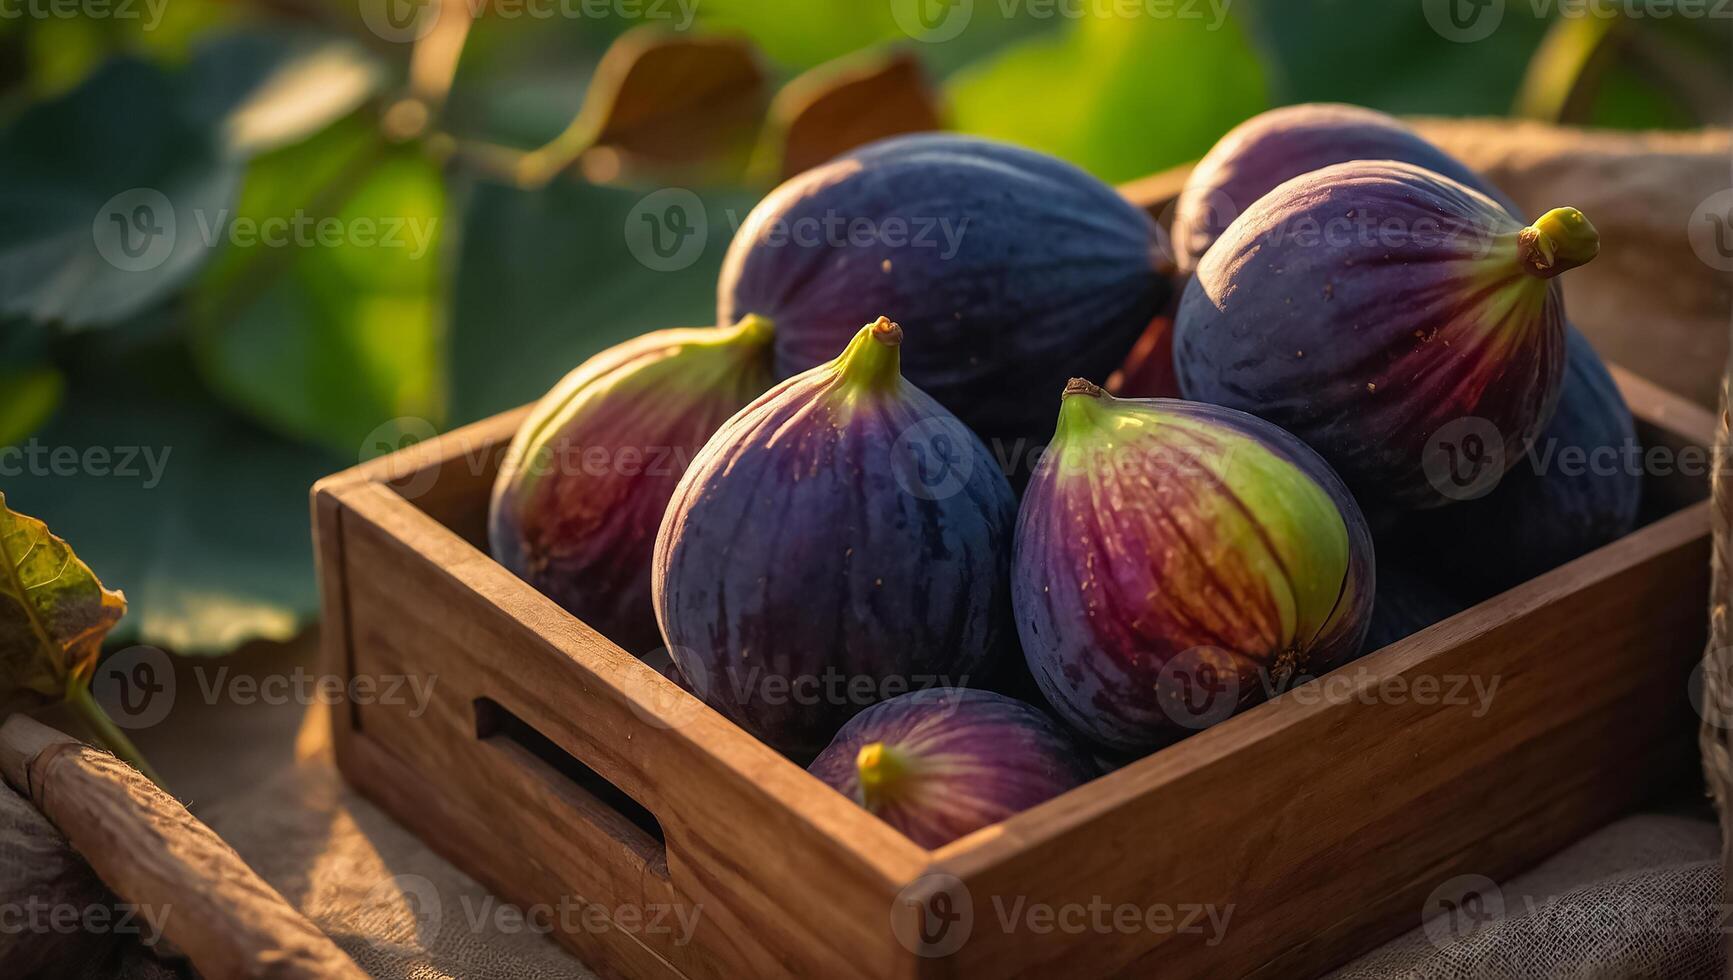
326 480 928 979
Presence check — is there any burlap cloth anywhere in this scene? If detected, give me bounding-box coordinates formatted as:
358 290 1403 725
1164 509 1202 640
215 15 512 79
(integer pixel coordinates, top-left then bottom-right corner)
4 636 1725 979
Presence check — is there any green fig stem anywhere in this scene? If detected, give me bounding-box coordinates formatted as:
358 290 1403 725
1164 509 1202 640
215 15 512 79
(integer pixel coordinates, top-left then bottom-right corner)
720 313 775 349
1517 207 1600 278
64 676 164 788
857 741 909 809
1057 377 1114 439
833 317 904 391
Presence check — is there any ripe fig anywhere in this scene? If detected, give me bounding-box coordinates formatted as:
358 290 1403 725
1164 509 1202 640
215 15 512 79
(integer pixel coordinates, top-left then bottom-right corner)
808 688 1095 848
1175 160 1597 510
1406 326 1641 595
1361 560 1464 654
1172 103 1522 272
654 317 1018 757
718 133 1172 446
489 317 774 654
1013 382 1375 751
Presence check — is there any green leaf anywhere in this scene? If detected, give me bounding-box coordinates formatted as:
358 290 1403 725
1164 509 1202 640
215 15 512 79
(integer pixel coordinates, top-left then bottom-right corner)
1 352 340 654
0 366 65 448
0 491 126 710
695 0 903 71
1240 0 1550 115
0 32 387 331
447 177 757 422
191 115 447 457
181 31 386 158
0 57 243 330
947 11 1268 182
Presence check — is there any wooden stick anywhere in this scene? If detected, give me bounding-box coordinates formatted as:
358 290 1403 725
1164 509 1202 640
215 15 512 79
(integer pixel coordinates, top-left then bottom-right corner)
0 714 367 980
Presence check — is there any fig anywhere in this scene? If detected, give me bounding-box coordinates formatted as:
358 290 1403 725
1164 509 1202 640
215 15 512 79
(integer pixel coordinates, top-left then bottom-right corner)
1013 382 1375 751
1174 160 1598 510
808 688 1095 848
489 316 775 654
654 317 1018 757
1406 326 1641 595
1172 103 1522 272
717 133 1172 446
1361 560 1464 654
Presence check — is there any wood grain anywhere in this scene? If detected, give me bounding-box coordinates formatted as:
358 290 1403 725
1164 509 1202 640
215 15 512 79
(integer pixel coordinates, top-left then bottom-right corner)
0 716 367 980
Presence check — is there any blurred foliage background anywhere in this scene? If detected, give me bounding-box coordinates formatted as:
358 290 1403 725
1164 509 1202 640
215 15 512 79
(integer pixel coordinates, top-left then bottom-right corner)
0 0 1728 655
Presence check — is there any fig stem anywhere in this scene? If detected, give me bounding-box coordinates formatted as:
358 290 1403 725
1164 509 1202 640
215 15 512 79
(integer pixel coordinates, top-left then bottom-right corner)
1063 378 1109 399
1056 377 1115 441
1517 207 1599 279
722 313 776 347
856 741 908 808
65 676 164 788
832 317 903 390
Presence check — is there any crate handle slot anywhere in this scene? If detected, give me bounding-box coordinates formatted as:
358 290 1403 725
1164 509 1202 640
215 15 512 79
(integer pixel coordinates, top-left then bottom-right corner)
473 697 671 879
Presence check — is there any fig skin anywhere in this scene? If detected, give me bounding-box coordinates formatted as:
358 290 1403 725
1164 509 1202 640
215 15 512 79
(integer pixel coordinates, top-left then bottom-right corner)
653 318 1019 758
1172 103 1522 272
718 133 1172 447
1405 327 1641 597
808 688 1096 848
1013 382 1375 751
1360 560 1464 655
488 317 775 655
1174 160 1597 511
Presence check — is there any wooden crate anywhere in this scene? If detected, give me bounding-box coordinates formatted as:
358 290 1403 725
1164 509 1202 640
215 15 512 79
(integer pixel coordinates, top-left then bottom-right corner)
312 198 1717 979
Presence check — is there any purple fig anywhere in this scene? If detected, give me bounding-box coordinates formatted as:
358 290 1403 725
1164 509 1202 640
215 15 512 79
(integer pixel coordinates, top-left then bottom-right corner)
1172 103 1522 272
1175 160 1597 510
718 133 1172 447
1404 326 1641 596
1013 382 1375 751
808 688 1095 848
654 318 1018 757
1361 559 1464 655
489 317 775 653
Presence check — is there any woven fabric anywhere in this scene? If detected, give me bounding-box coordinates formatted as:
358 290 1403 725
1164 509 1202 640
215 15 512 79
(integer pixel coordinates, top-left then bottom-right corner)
196 755 596 980
1329 815 1723 980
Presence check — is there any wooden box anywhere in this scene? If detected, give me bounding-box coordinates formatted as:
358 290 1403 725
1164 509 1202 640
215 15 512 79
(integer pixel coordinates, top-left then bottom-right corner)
312 192 1717 978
